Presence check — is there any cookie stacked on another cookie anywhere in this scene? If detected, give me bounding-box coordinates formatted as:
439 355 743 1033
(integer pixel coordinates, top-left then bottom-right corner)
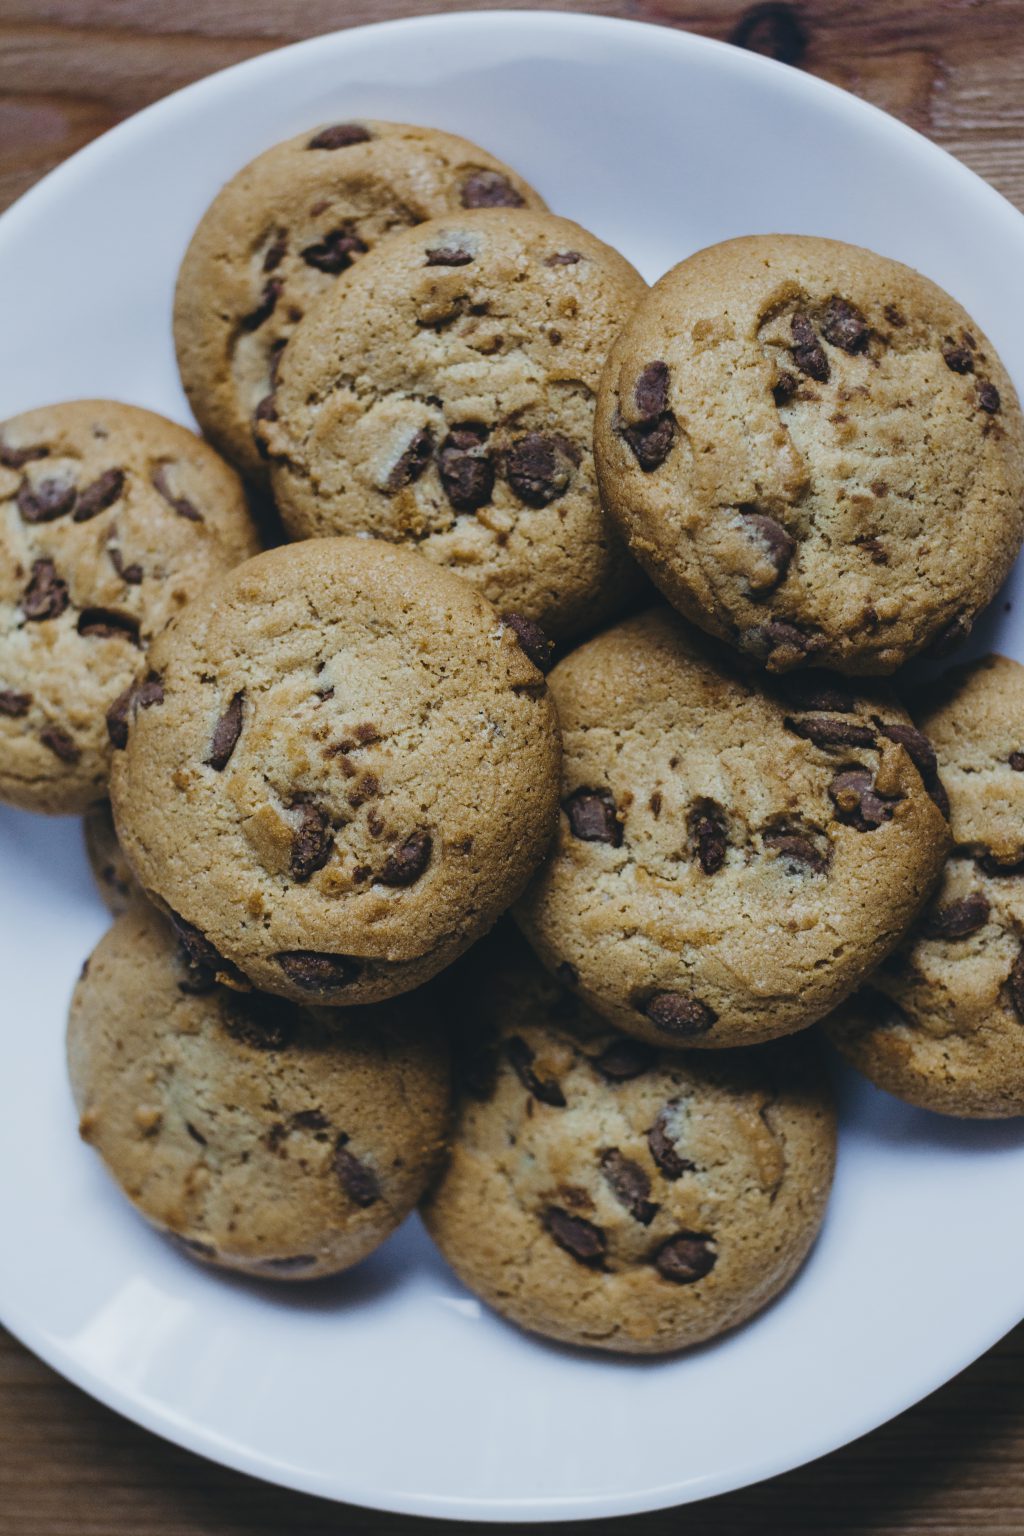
826 654 1024 1117
595 235 1024 673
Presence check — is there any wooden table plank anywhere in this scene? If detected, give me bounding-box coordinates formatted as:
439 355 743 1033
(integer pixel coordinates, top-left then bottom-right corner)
3 2 1024 1531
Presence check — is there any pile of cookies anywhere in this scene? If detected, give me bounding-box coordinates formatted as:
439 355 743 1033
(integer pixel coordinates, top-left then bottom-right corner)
4 117 1024 1357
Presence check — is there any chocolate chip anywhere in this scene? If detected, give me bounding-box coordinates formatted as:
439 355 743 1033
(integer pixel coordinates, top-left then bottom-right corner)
301 227 368 275
686 799 728 875
785 715 877 749
621 362 676 471
169 911 237 991
755 618 826 662
425 245 474 266
224 992 298 1051
77 608 141 644
927 613 971 658
978 381 1001 413
290 801 334 882
0 440 48 469
923 892 990 940
505 433 576 507
240 277 282 332
21 558 68 621
380 830 432 887
1010 949 1024 1022
648 1104 694 1181
600 1149 658 1225
505 1035 566 1107
150 463 203 523
633 361 670 418
821 297 869 354
777 673 857 713
592 1038 657 1081
773 369 798 405
105 684 135 749
763 828 829 874
977 851 1024 878
275 950 360 991
563 787 622 846
262 232 286 271
137 672 164 709
307 123 372 149
17 476 76 523
649 791 663 818
253 394 278 434
461 170 524 208
333 1134 380 1207
260 1255 318 1271
643 992 717 1038
884 305 905 328
107 546 143 584
654 1232 717 1284
829 768 900 831
790 313 829 382
72 467 125 522
545 250 582 266
385 427 434 492
206 692 245 771
185 1120 207 1147
39 725 79 763
943 344 974 375
1010 752 1024 772
741 511 794 587
438 424 494 509
730 1 807 63
0 689 31 717
503 611 553 672
543 1206 606 1266
874 721 949 817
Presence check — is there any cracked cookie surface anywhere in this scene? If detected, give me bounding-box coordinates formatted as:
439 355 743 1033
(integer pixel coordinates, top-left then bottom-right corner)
421 932 836 1353
260 209 647 637
594 235 1024 674
0 400 260 814
68 902 451 1279
514 607 950 1047
174 121 545 489
826 653 1024 1116
109 536 562 1005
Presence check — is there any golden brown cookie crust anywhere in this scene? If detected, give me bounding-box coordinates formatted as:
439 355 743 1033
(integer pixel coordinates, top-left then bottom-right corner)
174 121 546 487
0 400 260 815
595 235 1024 674
515 607 950 1047
260 208 647 638
109 536 562 1005
826 653 1024 1117
68 903 451 1279
83 800 139 915
422 934 836 1354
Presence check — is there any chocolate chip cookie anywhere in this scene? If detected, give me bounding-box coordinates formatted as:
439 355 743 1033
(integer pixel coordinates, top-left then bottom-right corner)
826 654 1024 1116
515 607 950 1048
83 800 139 914
174 122 545 488
0 400 260 815
421 932 836 1353
595 235 1024 673
259 209 647 638
109 536 561 1005
68 902 451 1279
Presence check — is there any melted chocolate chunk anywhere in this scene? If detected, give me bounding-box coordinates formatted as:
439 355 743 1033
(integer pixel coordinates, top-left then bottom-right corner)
77 608 141 644
687 799 728 874
790 313 829 381
505 433 576 507
923 892 990 940
425 246 474 267
503 611 553 672
380 830 432 887
385 427 434 492
621 362 676 471
785 715 876 749
763 828 829 874
600 1149 658 1225
438 424 494 509
72 467 125 522
461 170 524 208
654 1232 717 1284
39 725 79 763
505 1035 566 1107
17 476 76 523
275 951 360 992
821 296 869 353
301 227 367 274
563 787 622 846
206 692 245 771
333 1134 381 1207
21 559 68 621
290 801 334 882
643 992 717 1038
150 463 203 523
828 767 900 831
240 277 282 332
307 123 372 149
648 1104 694 1181
0 689 31 718
543 1206 606 1266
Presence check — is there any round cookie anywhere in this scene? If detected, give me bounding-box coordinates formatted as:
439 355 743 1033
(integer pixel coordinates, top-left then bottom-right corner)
422 933 836 1354
68 902 451 1279
595 235 1024 674
174 121 545 488
109 537 561 1006
826 654 1024 1117
0 401 260 815
259 209 647 638
83 800 139 914
515 607 950 1048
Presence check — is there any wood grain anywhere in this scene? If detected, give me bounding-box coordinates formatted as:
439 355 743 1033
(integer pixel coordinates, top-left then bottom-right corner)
3 2 1024 1531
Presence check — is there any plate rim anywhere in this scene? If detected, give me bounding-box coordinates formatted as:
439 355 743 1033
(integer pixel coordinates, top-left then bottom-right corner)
3 7 1024 1521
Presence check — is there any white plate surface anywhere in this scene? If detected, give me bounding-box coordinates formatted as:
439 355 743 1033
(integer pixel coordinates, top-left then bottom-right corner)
2 10 1024 1523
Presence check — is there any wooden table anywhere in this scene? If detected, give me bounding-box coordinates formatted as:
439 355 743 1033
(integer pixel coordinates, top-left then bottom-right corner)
3 3 1024 1531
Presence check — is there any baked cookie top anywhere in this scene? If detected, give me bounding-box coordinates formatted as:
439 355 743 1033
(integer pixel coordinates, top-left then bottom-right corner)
422 933 836 1353
595 235 1024 674
0 400 259 815
68 902 451 1279
109 536 561 1005
826 653 1024 1116
259 208 647 637
515 606 950 1047
174 121 545 487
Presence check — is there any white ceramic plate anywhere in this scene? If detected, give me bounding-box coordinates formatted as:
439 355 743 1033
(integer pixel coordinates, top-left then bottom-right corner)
3 10 1024 1523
